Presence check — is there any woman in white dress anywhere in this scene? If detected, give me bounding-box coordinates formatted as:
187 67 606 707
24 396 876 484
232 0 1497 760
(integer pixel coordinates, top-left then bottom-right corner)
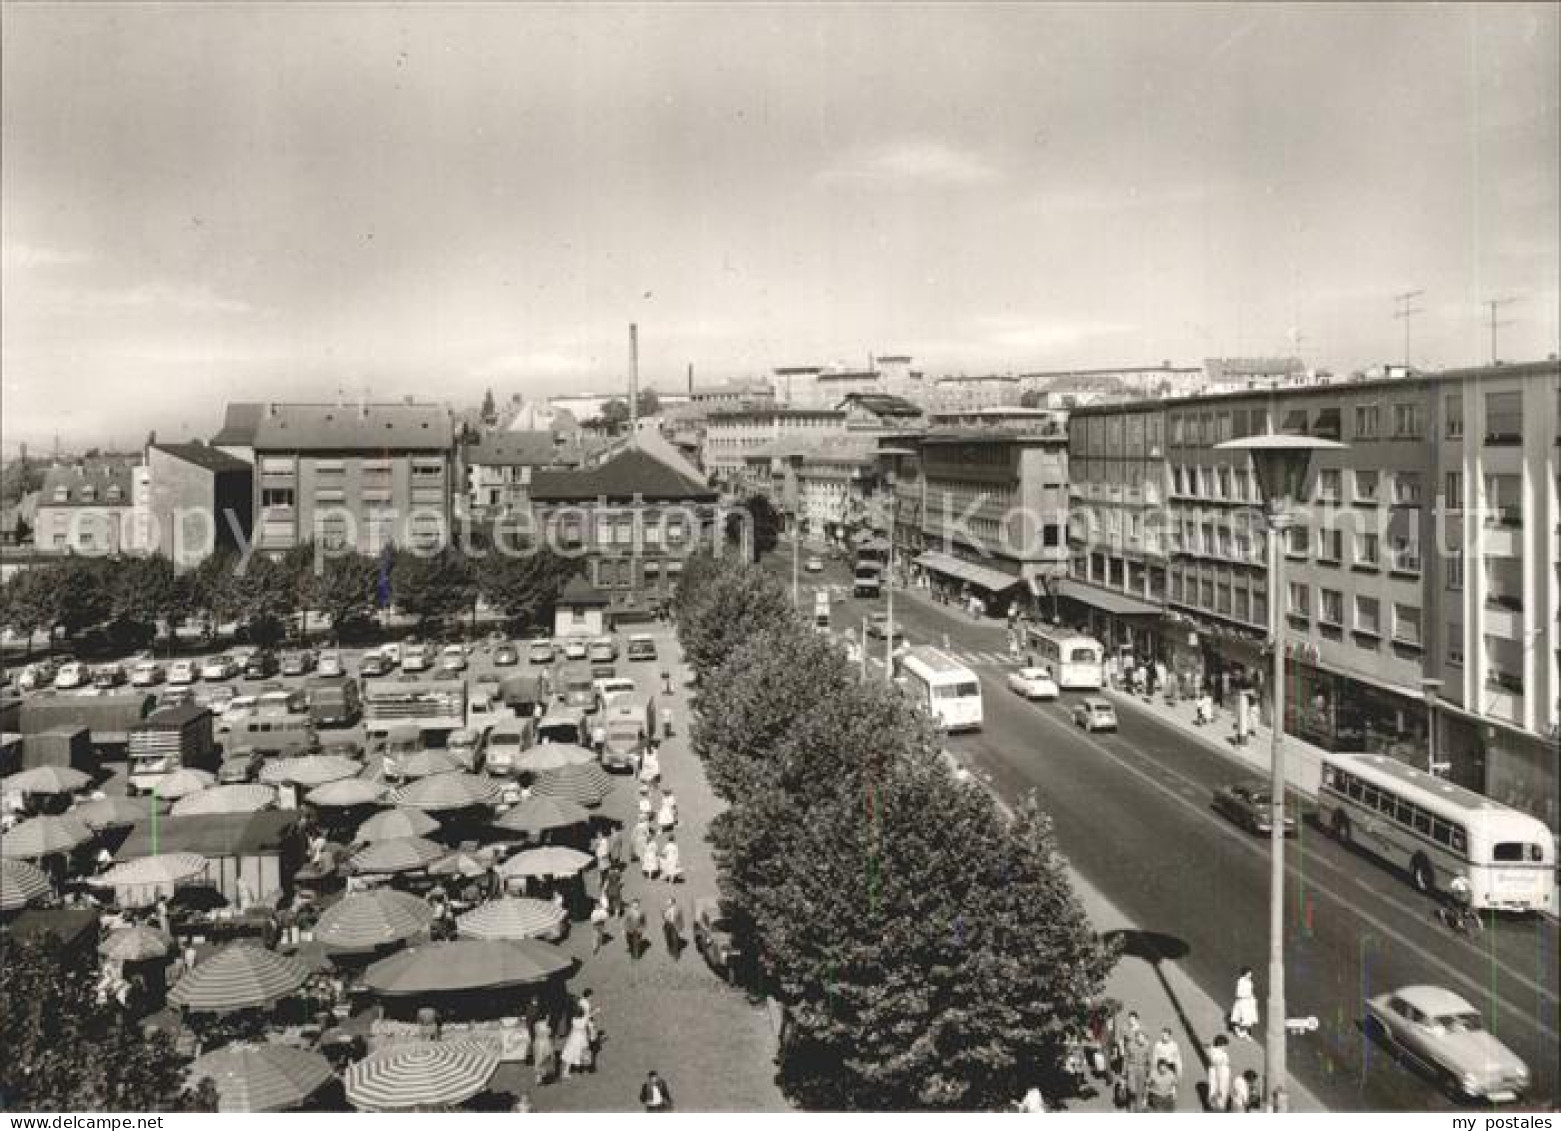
659 836 681 883
656 790 678 833
1205 1034 1232 1111
641 835 661 880
560 1015 593 1078
1229 967 1259 1039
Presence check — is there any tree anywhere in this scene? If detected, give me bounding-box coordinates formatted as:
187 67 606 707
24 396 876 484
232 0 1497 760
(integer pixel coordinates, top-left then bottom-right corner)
725 492 781 562
10 558 113 642
598 398 631 433
388 547 474 630
310 550 383 641
675 558 795 679
1 935 217 1111
639 388 661 417
474 549 577 629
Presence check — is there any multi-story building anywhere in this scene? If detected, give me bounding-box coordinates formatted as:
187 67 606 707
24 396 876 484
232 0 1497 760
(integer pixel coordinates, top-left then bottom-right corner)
460 431 602 521
838 393 926 432
32 462 136 555
929 373 1024 411
1020 363 1206 402
688 378 775 414
741 438 881 544
216 401 456 554
701 407 846 483
1203 356 1309 392
143 443 254 569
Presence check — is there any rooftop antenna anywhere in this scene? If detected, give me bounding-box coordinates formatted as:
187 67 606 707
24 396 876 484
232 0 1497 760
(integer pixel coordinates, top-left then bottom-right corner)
1393 289 1425 370
1485 297 1517 365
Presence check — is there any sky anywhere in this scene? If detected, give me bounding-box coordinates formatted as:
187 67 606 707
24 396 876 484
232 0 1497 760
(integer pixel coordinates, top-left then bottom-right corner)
3 2 1558 452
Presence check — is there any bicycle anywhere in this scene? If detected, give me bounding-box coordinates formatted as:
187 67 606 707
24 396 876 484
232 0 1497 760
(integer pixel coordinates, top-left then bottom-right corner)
1433 903 1484 935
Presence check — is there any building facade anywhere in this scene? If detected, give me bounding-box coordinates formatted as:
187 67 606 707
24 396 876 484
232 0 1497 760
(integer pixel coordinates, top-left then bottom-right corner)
701 408 847 482
688 378 775 414
144 443 254 569
460 431 599 521
32 463 136 555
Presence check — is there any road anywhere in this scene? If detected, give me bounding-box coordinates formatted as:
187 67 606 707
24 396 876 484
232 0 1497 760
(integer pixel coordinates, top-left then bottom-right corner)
767 544 1559 1112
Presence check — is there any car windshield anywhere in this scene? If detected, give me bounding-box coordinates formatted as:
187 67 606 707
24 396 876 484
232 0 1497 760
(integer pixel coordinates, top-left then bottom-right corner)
1436 1011 1483 1033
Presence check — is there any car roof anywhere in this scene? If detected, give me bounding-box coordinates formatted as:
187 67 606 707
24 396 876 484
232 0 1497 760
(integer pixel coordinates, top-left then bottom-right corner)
1017 667 1052 678
1390 985 1475 1015
1083 698 1111 708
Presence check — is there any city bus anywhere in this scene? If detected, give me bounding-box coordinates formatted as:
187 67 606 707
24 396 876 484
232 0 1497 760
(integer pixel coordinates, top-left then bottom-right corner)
898 646 984 732
1318 753 1555 913
1024 627 1105 691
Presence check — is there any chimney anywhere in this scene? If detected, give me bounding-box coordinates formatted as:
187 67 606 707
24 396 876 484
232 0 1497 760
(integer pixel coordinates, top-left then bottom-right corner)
687 362 693 398
628 323 639 431
267 403 280 418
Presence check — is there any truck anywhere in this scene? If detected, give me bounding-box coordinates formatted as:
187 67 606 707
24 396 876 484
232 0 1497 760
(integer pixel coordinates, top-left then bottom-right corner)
307 676 361 728
852 561 883 598
483 716 538 778
600 694 656 772
362 678 467 741
18 691 158 758
497 673 548 718
126 705 217 795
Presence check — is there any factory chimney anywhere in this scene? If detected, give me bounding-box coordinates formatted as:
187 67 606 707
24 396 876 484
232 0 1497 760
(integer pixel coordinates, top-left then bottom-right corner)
628 323 639 432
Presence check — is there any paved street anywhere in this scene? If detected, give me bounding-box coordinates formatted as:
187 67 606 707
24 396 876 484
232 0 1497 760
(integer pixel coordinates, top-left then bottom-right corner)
769 545 1561 1112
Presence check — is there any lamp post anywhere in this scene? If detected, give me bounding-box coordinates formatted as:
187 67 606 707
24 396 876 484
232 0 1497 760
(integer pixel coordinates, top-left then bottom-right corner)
1216 432 1345 1113
876 449 916 683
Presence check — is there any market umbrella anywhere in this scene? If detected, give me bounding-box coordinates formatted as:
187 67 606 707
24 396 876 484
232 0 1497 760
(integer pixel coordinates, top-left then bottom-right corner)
92 852 209 889
497 846 593 881
529 763 612 807
356 807 440 843
1 814 93 858
2 765 92 795
348 836 448 875
513 743 596 775
345 1041 499 1112
391 749 465 780
260 755 361 787
189 1042 335 1113
361 938 570 997
315 889 436 951
99 925 173 962
426 849 492 879
493 794 591 835
306 778 386 808
171 783 277 817
389 773 497 812
0 857 53 911
151 768 215 800
72 795 158 830
168 943 310 1013
456 898 565 941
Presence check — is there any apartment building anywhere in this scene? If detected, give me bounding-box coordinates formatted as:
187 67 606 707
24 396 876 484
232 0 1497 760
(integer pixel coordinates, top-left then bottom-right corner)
32 462 136 555
460 430 602 521
143 443 254 569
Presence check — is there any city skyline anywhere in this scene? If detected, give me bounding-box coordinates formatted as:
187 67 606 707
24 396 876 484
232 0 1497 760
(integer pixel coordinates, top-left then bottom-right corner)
3 3 1558 453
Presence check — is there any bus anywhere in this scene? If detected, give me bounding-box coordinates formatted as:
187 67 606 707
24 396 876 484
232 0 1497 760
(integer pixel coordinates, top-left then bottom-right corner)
1317 753 1555 913
1024 627 1105 691
898 646 984 732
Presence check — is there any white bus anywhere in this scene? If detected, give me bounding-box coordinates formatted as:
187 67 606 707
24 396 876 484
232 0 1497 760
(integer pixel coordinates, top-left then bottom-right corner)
1318 753 1555 913
1024 628 1105 691
899 646 984 732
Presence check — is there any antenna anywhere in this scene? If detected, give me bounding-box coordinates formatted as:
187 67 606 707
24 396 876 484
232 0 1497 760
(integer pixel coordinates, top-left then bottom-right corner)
1485 297 1517 365
1393 289 1425 370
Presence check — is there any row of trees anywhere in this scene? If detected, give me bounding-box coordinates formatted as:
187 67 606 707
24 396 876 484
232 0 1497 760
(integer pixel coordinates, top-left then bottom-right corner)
0 544 579 651
673 553 1114 1110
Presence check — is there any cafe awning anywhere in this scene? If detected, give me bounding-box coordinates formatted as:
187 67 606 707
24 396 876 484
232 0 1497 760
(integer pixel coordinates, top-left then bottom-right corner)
914 551 1022 594
1056 579 1163 618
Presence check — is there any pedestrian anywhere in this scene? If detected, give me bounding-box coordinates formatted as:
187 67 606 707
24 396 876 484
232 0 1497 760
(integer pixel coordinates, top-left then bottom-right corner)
1240 1069 1262 1111
1145 1058 1179 1111
512 1092 534 1113
662 896 685 959
592 830 612 873
591 721 607 757
639 1070 673 1112
640 748 661 787
1151 1028 1183 1084
577 988 600 1050
532 1017 557 1087
641 835 661 881
1122 1030 1151 1112
659 834 682 883
590 895 610 953
624 898 646 959
1205 1034 1233 1111
631 818 652 863
560 1014 593 1078
1229 967 1259 1040
656 789 678 832
1229 1068 1250 1113
607 825 624 870
604 865 624 917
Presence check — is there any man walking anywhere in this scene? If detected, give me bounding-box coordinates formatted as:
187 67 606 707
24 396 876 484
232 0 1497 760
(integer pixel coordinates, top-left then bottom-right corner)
639 1070 673 1112
624 898 647 960
661 896 686 960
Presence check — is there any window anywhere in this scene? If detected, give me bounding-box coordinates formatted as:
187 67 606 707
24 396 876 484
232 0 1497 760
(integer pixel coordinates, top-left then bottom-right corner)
314 459 346 474
1169 415 1184 446
80 486 96 502
1444 393 1464 439
261 487 295 509
1281 409 1309 435
105 485 123 502
1316 469 1341 502
1231 409 1248 437
1443 471 1462 510
1354 469 1379 503
1317 529 1343 563
1200 579 1214 608
1313 406 1342 440
1389 532 1421 574
1392 472 1422 504
259 456 293 474
314 488 346 503
1447 636 1464 666
1447 555 1463 590
1393 604 1422 647
1286 527 1308 557
1288 582 1309 619
1483 474 1522 526
1319 589 1343 626
1484 391 1521 445
1354 595 1381 636
319 513 349 551
1355 404 1381 439
52 485 68 503
1392 403 1422 438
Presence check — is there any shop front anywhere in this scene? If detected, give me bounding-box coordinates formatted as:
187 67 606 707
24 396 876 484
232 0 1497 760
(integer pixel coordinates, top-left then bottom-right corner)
1278 653 1429 760
915 550 1024 616
1439 711 1558 832
1053 579 1164 664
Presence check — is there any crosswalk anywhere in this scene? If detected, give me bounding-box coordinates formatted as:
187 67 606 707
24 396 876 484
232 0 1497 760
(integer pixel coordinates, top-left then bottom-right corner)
861 647 1018 670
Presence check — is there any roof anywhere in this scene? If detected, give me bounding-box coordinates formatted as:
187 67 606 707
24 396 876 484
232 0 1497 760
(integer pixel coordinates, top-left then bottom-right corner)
36 463 135 509
837 393 924 417
245 403 454 452
135 703 213 729
116 810 301 860
817 369 879 381
557 577 609 607
529 444 715 502
150 442 250 473
463 431 594 468
690 378 773 397
211 402 265 447
935 373 1021 385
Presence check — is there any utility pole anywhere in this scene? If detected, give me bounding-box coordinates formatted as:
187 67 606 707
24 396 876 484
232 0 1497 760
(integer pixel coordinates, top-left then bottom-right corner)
1393 289 1424 371
1485 297 1517 365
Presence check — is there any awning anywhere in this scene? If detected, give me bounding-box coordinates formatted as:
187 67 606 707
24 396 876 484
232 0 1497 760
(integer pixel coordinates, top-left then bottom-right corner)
914 551 1022 593
1056 579 1163 618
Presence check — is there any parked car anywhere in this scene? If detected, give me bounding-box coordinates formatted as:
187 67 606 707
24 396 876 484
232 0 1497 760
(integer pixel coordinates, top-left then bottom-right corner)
128 660 165 687
865 613 902 642
527 640 556 665
205 684 238 714
168 659 199 686
437 644 468 672
217 694 257 733
561 638 588 661
587 636 618 664
359 651 391 678
1364 985 1530 1103
1072 698 1118 732
53 662 90 690
18 660 60 691
1212 782 1297 837
377 642 403 668
91 664 127 689
805 556 824 573
1006 666 1059 701
159 686 196 709
402 644 436 673
243 649 277 679
201 655 240 681
693 897 742 983
625 634 657 662
316 651 345 678
218 750 266 785
492 642 519 666
279 649 316 676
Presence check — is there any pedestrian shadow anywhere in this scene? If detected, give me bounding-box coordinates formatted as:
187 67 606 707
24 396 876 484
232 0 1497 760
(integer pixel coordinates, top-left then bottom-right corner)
1099 928 1212 1077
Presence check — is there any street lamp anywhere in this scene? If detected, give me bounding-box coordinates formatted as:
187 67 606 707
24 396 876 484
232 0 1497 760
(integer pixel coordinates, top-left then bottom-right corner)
876 448 918 682
1216 432 1345 1113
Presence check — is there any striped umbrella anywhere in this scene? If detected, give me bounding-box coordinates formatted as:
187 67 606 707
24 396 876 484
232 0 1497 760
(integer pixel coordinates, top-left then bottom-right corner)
345 1041 499 1112
260 755 361 787
1 814 94 858
0 857 53 911
427 849 492 878
530 762 612 807
306 778 386 808
389 773 497 812
171 783 277 817
514 743 596 775
497 846 593 880
92 852 209 888
348 836 448 875
361 939 570 997
190 1042 335 1113
99 925 173 961
150 768 216 800
168 943 311 1013
356 807 440 843
72 795 158 829
493 794 591 835
392 749 465 779
315 889 435 951
2 765 92 795
456 898 566 941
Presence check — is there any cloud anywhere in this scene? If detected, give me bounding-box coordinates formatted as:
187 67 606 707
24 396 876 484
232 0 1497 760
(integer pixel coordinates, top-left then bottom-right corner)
817 140 1001 187
3 242 91 269
18 279 263 318
970 315 1138 351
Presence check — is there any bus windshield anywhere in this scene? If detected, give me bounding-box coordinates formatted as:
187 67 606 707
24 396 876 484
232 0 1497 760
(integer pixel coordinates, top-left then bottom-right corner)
934 682 980 699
